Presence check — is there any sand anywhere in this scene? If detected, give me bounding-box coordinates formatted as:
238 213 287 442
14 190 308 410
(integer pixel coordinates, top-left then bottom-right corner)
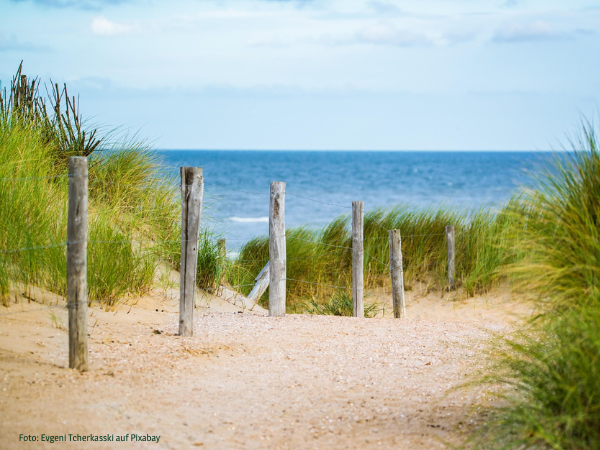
0 284 533 449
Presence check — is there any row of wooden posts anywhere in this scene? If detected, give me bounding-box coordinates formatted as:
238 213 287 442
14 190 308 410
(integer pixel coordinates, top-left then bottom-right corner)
259 183 456 319
65 158 457 372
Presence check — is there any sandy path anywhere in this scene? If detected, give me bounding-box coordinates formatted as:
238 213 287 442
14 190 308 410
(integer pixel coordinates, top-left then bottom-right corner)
0 289 524 449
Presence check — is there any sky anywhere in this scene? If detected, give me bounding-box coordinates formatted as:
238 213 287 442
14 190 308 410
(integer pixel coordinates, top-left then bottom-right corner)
1 0 599 150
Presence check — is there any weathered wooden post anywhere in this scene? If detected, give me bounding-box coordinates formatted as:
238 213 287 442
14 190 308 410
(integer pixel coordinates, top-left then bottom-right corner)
269 182 286 317
218 238 226 258
248 261 270 304
352 201 364 318
67 156 88 371
179 167 204 337
446 225 456 290
217 238 227 285
389 229 406 319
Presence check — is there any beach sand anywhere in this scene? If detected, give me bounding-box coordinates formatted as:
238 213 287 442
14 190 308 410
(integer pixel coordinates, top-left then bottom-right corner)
0 282 533 449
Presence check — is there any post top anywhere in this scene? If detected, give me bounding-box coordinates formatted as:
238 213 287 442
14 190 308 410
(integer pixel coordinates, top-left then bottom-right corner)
180 167 203 184
180 166 203 174
68 156 88 174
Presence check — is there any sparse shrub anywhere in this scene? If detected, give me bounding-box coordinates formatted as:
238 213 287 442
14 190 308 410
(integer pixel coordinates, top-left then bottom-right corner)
304 290 381 318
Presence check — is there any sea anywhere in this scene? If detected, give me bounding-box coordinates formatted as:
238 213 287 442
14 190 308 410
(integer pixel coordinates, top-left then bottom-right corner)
155 151 548 253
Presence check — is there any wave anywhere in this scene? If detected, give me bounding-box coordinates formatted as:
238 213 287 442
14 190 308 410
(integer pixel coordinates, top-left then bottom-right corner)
229 216 269 223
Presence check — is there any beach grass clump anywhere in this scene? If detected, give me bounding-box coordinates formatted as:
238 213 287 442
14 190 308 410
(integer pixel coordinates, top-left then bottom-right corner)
0 65 217 308
229 202 521 311
303 290 381 317
0 122 69 304
470 120 600 449
195 232 229 293
1 62 104 165
0 121 175 308
476 305 600 450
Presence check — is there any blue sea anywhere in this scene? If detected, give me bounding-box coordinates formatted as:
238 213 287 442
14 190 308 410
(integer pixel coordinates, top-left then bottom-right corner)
155 151 547 253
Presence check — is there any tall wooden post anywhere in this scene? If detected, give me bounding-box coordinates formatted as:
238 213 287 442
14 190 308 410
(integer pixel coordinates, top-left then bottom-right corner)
352 201 364 318
446 225 456 291
269 182 286 317
67 157 88 371
389 229 406 319
179 167 203 337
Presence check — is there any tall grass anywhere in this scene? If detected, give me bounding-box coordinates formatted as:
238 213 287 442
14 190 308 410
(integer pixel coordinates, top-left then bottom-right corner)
0 66 222 309
0 122 176 308
470 120 600 449
229 203 523 312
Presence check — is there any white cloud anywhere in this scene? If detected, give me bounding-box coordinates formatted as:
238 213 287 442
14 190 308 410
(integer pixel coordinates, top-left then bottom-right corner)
322 22 434 47
91 16 137 36
492 20 565 42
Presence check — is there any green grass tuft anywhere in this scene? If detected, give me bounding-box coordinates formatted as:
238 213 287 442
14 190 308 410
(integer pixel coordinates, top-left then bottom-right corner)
469 119 600 449
303 290 381 318
0 65 220 309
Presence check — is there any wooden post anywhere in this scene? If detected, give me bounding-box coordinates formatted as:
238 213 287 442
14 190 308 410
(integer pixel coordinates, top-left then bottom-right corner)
248 261 270 304
352 201 364 318
179 167 204 337
217 238 227 285
218 238 226 258
389 229 406 319
446 225 456 290
269 182 286 317
67 157 88 371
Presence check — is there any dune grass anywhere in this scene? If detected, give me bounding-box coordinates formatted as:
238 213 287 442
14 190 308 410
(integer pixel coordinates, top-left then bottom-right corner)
0 121 178 308
0 66 222 309
303 290 382 317
468 121 600 449
228 201 524 312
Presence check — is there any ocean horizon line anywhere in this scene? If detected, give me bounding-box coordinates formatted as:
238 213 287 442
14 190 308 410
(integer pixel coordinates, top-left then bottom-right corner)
154 148 557 153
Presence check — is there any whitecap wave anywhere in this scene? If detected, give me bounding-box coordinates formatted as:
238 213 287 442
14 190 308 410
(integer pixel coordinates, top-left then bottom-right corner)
229 216 269 223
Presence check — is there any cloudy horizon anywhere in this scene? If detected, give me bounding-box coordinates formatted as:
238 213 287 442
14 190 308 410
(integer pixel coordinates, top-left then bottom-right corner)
1 0 598 150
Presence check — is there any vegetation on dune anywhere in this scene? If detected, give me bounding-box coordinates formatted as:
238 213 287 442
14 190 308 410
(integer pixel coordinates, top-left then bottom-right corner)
229 203 524 312
467 120 600 449
303 290 381 318
0 65 223 308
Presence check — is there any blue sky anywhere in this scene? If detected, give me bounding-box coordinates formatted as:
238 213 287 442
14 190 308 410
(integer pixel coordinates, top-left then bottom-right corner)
1 0 599 150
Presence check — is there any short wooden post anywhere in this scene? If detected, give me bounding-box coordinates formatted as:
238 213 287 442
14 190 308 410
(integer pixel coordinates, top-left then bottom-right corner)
67 157 88 371
217 238 227 284
179 167 204 337
446 225 455 290
389 229 406 319
352 201 364 318
248 261 270 304
218 238 226 258
269 182 286 317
